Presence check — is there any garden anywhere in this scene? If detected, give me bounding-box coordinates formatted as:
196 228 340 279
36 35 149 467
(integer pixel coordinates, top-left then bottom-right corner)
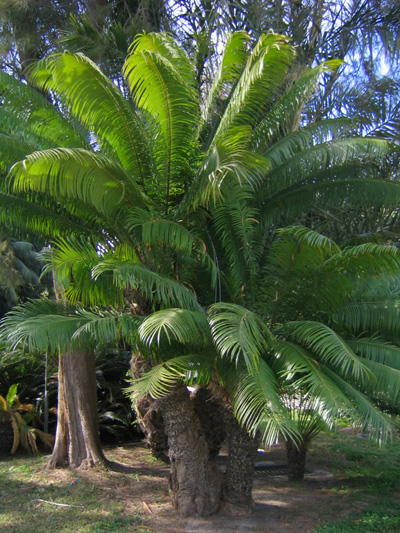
1 1 400 531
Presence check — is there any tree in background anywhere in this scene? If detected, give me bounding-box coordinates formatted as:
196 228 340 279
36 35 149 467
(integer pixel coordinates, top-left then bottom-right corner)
0 0 79 79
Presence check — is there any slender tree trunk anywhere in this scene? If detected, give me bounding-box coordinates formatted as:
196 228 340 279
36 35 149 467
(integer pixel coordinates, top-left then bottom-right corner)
157 383 221 517
286 438 309 481
222 413 258 515
47 347 106 469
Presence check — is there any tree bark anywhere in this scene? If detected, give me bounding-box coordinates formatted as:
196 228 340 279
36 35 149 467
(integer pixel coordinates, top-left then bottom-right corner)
157 383 221 517
191 386 227 459
222 413 258 515
47 347 106 469
130 350 169 462
286 438 308 481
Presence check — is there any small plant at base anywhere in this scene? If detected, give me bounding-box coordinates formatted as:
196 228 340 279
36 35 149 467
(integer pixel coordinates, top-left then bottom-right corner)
0 384 54 455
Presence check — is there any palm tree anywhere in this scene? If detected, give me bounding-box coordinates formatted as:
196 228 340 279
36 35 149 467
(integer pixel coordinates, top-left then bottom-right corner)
131 226 400 484
1 31 399 514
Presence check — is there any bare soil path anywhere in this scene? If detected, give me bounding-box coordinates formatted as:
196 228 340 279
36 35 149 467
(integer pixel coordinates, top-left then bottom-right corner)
37 432 369 533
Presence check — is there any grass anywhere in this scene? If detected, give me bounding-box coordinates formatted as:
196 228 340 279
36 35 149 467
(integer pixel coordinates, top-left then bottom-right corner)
0 453 157 533
310 429 400 532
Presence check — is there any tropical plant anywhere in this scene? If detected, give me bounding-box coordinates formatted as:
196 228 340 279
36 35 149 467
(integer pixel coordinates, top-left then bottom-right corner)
0 383 54 455
130 226 400 483
0 31 399 515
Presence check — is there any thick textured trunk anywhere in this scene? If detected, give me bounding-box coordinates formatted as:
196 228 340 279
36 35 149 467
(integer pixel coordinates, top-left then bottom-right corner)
158 384 221 517
286 439 308 481
222 413 258 515
47 348 105 469
130 350 169 462
191 387 227 459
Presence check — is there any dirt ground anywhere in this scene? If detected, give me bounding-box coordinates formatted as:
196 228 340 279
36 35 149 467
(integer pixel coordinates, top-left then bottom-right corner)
39 434 368 533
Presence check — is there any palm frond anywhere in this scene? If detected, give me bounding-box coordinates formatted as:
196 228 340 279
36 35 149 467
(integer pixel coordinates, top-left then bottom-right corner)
40 238 124 307
124 33 199 212
72 308 143 345
276 225 341 255
129 354 213 399
0 298 83 352
212 192 261 297
229 359 299 446
0 191 100 240
260 116 360 165
30 53 153 187
179 125 268 215
347 337 400 369
261 176 400 227
199 31 250 138
334 300 400 339
260 138 393 200
0 133 37 174
360 359 400 407
325 242 400 277
8 148 147 218
282 321 373 382
93 260 200 311
275 341 355 421
213 33 295 143
323 366 393 442
129 214 218 281
208 302 275 371
139 308 210 346
0 70 86 149
252 60 343 152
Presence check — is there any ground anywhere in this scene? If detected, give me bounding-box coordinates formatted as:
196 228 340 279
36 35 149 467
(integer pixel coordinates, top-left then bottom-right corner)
3 427 396 533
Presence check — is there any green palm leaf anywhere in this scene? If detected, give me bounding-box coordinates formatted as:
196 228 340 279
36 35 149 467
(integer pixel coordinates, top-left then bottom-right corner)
347 337 400 368
8 148 147 218
72 308 143 345
199 31 249 139
283 321 373 381
129 354 213 399
0 70 87 149
334 300 400 338
0 191 97 240
261 175 400 227
323 366 393 442
261 138 393 200
124 33 198 212
275 341 356 422
0 298 83 352
93 260 200 311
252 60 343 152
208 302 275 371
213 33 295 143
30 53 153 188
0 133 37 174
229 359 299 445
139 308 210 346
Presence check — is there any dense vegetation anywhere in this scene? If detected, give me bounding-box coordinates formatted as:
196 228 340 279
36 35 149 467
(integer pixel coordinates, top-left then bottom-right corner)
0 0 399 524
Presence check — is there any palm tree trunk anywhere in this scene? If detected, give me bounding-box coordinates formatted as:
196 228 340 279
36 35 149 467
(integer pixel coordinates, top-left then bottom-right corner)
286 438 308 481
222 413 258 515
47 347 106 469
130 350 169 462
191 386 227 459
157 383 221 517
